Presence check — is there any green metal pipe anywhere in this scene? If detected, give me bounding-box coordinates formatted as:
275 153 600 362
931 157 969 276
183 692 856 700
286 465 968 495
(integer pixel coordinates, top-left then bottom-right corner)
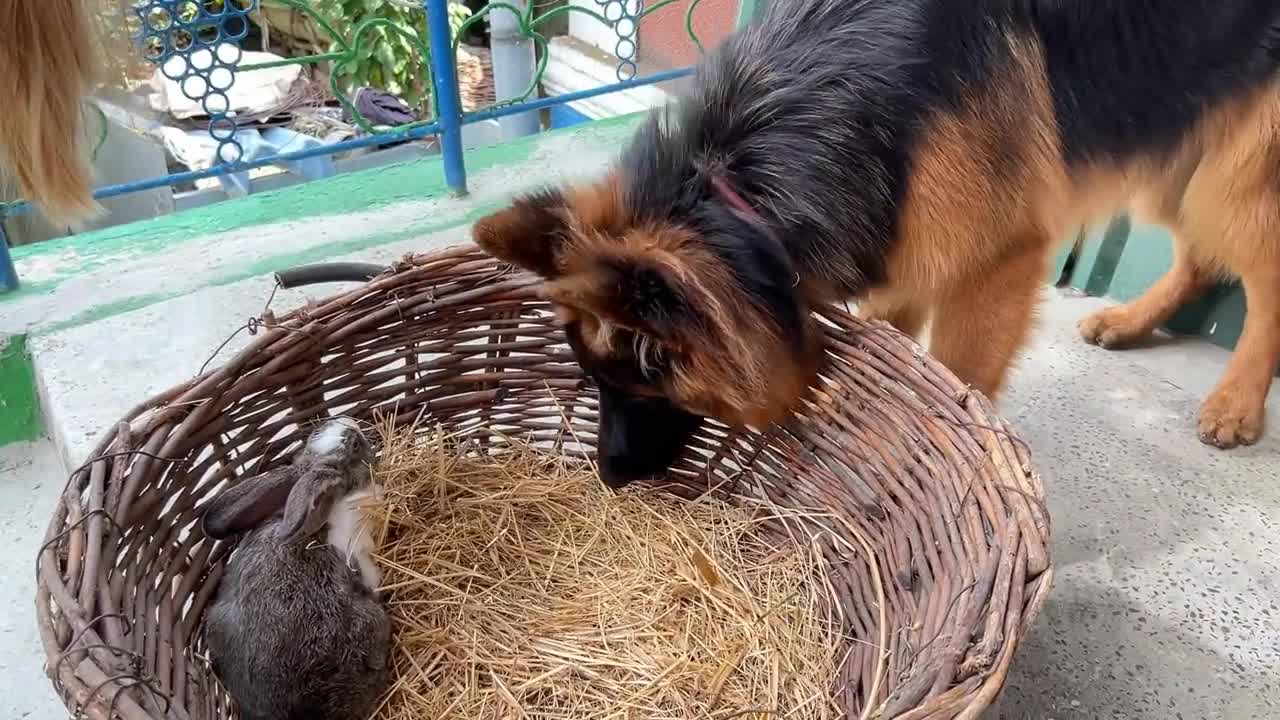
734 0 766 30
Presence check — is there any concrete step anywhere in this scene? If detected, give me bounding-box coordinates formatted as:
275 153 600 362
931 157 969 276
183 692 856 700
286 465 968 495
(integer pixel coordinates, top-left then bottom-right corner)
0 439 78 718
3 112 1278 719
4 113 639 469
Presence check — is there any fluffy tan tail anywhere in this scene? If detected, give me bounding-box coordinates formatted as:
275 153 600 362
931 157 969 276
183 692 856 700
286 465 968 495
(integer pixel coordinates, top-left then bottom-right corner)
0 0 103 227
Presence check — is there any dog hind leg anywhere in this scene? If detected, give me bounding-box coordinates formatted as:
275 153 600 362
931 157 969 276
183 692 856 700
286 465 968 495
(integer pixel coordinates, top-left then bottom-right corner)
1077 239 1213 349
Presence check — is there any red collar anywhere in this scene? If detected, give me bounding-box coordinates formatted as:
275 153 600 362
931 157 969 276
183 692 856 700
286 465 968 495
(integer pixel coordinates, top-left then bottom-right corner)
709 175 786 249
709 175 799 288
709 174 762 221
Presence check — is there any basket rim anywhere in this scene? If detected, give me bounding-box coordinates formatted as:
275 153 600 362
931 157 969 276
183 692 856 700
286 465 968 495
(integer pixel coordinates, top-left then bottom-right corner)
35 243 1055 720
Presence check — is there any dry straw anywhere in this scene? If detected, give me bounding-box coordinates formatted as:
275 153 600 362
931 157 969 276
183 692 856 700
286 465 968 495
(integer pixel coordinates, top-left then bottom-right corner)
369 420 848 720
35 247 1052 720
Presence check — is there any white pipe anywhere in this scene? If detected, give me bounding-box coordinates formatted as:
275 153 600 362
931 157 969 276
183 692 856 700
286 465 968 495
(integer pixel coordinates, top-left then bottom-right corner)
486 0 540 139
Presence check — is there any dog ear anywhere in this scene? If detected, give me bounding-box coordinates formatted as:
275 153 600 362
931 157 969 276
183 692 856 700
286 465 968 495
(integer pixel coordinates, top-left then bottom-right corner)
543 253 701 347
472 188 571 277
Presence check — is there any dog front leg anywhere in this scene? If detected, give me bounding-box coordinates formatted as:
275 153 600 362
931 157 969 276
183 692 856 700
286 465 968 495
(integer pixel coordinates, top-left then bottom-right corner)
928 235 1050 401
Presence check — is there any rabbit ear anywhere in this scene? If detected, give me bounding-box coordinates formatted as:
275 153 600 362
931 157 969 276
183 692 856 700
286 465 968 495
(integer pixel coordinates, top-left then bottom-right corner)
278 466 350 543
202 467 298 540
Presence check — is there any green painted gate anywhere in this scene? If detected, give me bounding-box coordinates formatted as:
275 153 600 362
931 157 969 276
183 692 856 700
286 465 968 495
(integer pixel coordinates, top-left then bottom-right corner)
1055 218 1246 351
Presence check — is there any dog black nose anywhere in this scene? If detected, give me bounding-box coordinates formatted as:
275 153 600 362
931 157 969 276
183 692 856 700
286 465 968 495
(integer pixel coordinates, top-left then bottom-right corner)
598 448 664 489
595 387 704 489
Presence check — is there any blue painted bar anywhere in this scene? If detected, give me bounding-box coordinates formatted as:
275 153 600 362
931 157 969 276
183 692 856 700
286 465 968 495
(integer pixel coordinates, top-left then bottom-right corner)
549 104 593 130
426 0 468 196
3 60 692 258
1 122 442 217
466 68 694 125
735 0 766 28
0 0 699 289
0 222 18 293
2 69 695 219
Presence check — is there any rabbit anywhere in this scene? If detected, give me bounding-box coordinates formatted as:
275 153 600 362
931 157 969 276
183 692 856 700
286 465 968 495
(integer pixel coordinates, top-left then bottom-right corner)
201 417 392 720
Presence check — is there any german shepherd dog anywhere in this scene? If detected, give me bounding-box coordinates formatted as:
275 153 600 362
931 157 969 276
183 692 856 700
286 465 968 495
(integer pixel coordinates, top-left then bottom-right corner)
474 0 1280 487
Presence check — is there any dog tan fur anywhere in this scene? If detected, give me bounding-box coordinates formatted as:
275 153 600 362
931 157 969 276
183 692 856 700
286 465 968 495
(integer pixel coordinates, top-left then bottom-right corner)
1080 85 1280 447
474 177 823 428
860 33 1280 447
859 34 1062 399
474 2 1280 468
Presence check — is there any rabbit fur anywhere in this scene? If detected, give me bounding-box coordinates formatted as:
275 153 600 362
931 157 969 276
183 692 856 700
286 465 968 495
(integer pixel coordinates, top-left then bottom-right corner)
201 418 391 720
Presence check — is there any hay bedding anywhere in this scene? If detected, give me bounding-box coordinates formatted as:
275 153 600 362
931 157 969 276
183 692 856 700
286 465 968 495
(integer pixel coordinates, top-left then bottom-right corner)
366 421 847 720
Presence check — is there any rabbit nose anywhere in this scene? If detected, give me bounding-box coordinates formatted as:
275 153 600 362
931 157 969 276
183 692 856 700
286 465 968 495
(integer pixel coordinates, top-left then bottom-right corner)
308 419 359 455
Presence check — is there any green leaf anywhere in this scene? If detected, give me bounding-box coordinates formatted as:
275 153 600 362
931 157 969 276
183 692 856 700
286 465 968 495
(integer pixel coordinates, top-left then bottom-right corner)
298 0 462 108
375 40 397 69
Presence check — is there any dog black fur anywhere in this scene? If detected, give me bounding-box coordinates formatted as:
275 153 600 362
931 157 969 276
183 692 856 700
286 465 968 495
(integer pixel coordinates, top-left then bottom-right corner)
624 0 1280 297
476 0 1280 487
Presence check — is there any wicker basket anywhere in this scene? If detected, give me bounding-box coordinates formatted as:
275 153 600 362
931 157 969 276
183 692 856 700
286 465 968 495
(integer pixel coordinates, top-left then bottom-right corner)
36 246 1053 720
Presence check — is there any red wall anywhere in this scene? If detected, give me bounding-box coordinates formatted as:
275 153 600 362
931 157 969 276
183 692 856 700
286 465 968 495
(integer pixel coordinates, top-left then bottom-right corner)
638 0 738 69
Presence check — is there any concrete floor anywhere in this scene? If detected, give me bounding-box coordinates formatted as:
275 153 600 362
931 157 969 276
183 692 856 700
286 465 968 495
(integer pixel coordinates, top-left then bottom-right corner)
993 291 1280 719
2 287 1277 718
0 439 70 719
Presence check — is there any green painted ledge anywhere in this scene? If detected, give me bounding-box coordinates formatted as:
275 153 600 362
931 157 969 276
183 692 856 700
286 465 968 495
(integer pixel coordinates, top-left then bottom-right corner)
0 113 648 446
1 113 648 342
2 112 647 311
0 335 41 444
1061 215 1246 351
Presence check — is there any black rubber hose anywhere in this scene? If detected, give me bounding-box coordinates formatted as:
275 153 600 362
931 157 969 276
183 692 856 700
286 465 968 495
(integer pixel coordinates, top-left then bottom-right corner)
273 262 387 289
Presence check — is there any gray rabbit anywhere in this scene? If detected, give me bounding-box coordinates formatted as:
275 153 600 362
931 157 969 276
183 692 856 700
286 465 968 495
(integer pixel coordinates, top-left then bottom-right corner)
201 418 391 720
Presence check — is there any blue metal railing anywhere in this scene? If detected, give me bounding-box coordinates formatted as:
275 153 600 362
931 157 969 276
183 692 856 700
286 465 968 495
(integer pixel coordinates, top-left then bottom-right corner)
426 0 469 195
0 0 763 293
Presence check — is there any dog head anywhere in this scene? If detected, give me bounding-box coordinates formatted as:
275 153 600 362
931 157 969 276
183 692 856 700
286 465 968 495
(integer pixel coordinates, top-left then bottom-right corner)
473 174 821 487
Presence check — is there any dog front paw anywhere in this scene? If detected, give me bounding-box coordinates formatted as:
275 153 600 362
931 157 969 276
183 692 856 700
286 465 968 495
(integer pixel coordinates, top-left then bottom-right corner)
1198 386 1265 449
1077 306 1150 349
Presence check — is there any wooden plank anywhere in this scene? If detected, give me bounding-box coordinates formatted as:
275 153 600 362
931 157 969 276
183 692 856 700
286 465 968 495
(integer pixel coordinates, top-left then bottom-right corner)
1066 215 1130 296
735 0 766 28
1048 230 1081 284
0 335 42 445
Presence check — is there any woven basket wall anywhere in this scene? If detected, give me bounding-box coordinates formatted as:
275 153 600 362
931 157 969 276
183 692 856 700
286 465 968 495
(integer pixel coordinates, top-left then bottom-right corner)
36 246 1053 720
